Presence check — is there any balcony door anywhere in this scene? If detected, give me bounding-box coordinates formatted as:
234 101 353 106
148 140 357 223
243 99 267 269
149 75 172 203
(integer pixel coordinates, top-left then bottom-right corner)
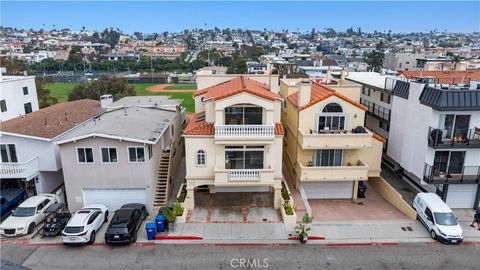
225 105 263 125
0 144 18 163
433 151 465 175
317 103 346 131
225 145 264 170
314 149 343 167
441 114 470 139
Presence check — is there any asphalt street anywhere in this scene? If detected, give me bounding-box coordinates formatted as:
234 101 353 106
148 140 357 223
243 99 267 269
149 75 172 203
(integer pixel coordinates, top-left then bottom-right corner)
1 243 479 270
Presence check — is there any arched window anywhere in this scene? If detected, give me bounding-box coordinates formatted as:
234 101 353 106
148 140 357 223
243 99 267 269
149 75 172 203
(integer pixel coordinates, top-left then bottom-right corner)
196 150 206 166
322 103 343 113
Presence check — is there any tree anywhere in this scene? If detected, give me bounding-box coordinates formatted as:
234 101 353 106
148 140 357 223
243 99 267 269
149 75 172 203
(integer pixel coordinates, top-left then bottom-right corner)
133 32 143 40
35 77 58 108
227 59 247 74
363 42 385 72
68 77 135 101
451 54 464 70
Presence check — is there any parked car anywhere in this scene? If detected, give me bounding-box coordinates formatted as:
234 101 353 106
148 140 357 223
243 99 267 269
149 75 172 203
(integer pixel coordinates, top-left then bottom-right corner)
62 204 108 245
413 193 463 244
0 194 57 236
0 188 27 220
104 204 146 245
42 203 72 237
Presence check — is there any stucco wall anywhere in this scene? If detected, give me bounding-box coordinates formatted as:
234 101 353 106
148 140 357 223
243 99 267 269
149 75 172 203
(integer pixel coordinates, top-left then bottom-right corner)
0 76 39 121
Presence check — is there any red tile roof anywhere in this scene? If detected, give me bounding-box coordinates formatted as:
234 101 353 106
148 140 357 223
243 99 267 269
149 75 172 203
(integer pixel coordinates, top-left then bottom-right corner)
183 112 284 136
399 70 480 84
368 129 386 143
287 83 367 111
193 76 282 102
0 99 102 139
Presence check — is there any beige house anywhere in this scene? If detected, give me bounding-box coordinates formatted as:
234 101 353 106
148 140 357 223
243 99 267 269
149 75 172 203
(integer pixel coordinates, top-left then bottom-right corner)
183 76 285 210
280 77 384 200
55 96 184 213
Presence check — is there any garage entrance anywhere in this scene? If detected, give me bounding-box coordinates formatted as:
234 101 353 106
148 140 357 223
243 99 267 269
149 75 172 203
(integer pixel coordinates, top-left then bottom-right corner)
446 184 479 209
301 181 354 199
82 188 146 211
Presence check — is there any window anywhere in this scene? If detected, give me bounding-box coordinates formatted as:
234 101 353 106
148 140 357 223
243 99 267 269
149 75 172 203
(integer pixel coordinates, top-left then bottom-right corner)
87 212 100 224
37 199 50 212
128 147 145 163
101 147 118 163
24 102 33 114
225 105 263 125
225 145 264 169
0 144 17 162
322 103 343 113
196 150 206 166
425 207 433 221
23 86 29 95
77 148 94 163
315 149 343 166
380 93 391 104
379 120 390 131
0 100 7 112
362 87 370 96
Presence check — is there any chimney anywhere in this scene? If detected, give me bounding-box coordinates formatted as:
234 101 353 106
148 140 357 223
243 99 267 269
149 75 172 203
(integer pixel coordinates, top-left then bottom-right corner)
298 79 311 107
326 67 332 80
100 94 113 109
340 69 347 80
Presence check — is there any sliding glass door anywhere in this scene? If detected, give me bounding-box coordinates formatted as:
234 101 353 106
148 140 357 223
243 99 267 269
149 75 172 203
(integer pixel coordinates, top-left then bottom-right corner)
225 146 264 169
433 151 465 174
441 114 470 139
225 105 263 125
314 149 343 166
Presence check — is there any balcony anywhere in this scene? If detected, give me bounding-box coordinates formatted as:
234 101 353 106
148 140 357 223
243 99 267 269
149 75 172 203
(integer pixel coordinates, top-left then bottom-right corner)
360 98 391 121
0 157 40 180
214 124 275 141
214 169 275 186
423 163 480 184
298 160 369 182
427 127 480 149
298 129 372 149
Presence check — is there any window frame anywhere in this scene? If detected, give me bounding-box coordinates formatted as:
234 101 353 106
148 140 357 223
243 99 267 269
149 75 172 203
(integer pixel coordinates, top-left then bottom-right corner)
24 102 33 114
128 146 146 163
224 145 265 170
0 144 18 163
314 149 344 167
23 86 29 95
0 100 7 112
100 147 119 164
196 150 206 167
76 147 95 164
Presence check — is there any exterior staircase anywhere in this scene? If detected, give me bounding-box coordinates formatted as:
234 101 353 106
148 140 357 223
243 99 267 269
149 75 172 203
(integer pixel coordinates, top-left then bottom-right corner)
153 151 172 208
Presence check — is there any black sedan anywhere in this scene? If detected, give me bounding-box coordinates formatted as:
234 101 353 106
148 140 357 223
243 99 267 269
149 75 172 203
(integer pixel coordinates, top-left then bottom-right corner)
104 204 146 245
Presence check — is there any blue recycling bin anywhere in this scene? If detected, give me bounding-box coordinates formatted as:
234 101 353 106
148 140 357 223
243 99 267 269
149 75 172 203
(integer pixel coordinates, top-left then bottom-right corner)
155 214 165 232
145 222 156 240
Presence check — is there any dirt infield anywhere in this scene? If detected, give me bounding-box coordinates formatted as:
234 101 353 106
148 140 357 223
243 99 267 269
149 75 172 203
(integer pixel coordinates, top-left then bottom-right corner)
146 84 196 93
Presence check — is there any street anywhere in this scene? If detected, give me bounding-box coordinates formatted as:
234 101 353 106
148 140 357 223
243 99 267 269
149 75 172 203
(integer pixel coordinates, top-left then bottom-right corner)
1 243 479 270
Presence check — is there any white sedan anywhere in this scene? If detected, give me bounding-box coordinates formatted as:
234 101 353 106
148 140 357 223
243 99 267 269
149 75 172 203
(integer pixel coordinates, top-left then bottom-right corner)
62 204 108 245
0 194 57 237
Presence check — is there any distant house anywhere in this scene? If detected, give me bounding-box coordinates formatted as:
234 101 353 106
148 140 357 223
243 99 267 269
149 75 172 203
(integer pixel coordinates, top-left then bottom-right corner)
0 74 39 121
0 99 102 196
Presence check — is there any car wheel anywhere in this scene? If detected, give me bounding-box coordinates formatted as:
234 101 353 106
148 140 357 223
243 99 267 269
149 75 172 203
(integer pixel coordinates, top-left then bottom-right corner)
430 230 437 240
27 223 36 234
89 231 96 244
133 232 138 243
104 211 109 223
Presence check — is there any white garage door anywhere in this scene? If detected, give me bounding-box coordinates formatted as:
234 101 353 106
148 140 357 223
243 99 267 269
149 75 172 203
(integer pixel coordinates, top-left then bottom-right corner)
446 185 477 209
301 181 353 199
83 188 147 211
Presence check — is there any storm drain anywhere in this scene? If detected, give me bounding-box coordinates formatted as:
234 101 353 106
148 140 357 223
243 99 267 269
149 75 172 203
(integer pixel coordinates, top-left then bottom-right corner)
401 226 414 231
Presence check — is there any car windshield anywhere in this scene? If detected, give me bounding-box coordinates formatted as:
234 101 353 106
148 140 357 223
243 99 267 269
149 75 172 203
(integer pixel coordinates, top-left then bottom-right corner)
12 207 36 217
434 212 458 226
64 226 84 234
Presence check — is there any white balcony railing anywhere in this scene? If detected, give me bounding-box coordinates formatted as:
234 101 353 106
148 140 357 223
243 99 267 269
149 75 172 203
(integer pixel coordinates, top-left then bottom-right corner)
228 169 261 181
0 157 40 179
214 124 275 140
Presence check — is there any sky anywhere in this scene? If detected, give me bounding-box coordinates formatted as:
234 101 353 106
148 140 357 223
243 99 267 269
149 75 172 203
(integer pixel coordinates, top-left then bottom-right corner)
1 1 479 34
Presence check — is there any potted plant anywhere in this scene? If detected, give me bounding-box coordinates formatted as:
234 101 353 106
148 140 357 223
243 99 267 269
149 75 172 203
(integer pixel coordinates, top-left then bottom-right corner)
163 207 177 232
295 213 313 244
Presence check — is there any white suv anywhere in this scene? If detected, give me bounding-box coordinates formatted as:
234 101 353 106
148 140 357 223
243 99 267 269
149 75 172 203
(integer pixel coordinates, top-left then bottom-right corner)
62 204 108 245
0 194 57 236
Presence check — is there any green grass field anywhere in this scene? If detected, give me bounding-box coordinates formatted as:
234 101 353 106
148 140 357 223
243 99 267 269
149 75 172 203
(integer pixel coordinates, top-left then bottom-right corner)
46 83 195 112
163 84 197 90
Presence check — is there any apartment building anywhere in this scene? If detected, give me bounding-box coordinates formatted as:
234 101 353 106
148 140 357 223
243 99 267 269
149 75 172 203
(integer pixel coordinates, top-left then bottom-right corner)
387 79 480 209
55 96 184 212
384 52 426 71
0 74 39 121
0 99 102 196
183 76 284 211
280 77 383 200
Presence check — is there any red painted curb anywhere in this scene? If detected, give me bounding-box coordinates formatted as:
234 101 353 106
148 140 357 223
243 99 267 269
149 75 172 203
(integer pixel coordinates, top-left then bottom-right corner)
462 241 480 245
155 235 203 240
326 242 399 247
203 243 290 247
288 236 326 240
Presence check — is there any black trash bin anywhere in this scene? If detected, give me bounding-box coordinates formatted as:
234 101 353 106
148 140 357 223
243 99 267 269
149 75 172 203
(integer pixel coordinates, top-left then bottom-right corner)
357 181 367 198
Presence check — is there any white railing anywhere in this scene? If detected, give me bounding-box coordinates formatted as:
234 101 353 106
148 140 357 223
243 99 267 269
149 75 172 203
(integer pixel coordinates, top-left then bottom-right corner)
0 157 40 179
228 169 261 181
215 124 275 139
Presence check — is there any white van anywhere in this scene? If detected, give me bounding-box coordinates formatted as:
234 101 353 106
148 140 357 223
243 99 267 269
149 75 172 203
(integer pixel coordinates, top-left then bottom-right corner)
413 193 463 244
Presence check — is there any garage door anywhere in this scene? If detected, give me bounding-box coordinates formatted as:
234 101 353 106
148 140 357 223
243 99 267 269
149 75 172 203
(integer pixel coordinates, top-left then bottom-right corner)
446 185 478 209
83 188 147 211
301 181 353 199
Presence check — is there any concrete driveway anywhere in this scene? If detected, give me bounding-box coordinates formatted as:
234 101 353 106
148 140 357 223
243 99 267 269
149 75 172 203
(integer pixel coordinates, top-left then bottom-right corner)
188 192 281 223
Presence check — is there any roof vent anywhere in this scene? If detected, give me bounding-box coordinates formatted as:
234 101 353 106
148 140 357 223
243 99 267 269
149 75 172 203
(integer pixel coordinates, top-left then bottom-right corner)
100 94 113 109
